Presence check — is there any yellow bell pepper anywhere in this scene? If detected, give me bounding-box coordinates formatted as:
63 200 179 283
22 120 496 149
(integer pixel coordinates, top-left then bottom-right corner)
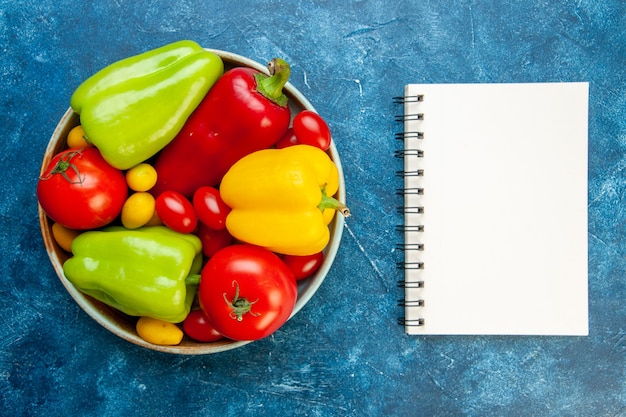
220 145 349 256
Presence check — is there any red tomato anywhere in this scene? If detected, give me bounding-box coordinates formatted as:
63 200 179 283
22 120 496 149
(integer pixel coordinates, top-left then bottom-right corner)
196 222 233 258
192 186 231 230
183 310 224 342
275 128 299 149
37 148 127 230
155 191 197 233
292 110 331 151
282 252 324 280
199 244 297 341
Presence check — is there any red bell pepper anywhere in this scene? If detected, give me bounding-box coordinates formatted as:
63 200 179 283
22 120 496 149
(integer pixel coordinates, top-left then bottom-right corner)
151 58 292 197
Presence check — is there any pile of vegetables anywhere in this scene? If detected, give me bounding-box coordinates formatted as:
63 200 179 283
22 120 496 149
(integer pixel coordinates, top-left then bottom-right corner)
37 40 349 346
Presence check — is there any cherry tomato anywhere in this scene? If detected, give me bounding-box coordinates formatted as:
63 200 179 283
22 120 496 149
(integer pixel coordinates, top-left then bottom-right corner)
51 222 81 253
155 191 198 234
183 310 224 342
66 125 91 149
192 186 231 230
292 110 331 151
121 192 156 229
282 252 324 280
196 222 233 258
136 316 183 346
126 163 158 192
275 128 299 149
37 148 128 230
199 244 297 341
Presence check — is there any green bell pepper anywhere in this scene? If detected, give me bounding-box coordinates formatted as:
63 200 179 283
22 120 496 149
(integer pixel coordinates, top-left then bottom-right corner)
70 40 223 170
63 226 203 323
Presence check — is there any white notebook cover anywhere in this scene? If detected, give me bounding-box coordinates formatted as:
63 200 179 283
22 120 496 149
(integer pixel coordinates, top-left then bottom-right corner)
400 82 589 335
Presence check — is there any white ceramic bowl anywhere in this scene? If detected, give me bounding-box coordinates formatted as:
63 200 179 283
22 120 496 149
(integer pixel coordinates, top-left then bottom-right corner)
38 49 346 354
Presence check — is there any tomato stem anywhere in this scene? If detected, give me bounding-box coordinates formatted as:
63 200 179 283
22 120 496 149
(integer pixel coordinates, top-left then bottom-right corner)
40 149 85 185
224 280 260 321
254 58 290 107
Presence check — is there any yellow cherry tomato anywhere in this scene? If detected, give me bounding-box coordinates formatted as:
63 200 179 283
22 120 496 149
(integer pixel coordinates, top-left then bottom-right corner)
126 163 158 192
66 125 91 149
121 192 156 229
51 222 81 252
136 316 183 345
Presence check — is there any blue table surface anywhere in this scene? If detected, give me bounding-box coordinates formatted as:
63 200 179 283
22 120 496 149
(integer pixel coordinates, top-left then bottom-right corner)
1 1 625 416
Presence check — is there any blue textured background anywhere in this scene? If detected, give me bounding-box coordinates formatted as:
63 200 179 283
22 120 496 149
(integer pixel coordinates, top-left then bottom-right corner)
1 1 625 416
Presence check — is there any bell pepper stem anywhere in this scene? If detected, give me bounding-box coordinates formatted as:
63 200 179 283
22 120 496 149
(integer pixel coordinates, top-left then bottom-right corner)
254 58 290 107
319 187 351 217
185 274 201 286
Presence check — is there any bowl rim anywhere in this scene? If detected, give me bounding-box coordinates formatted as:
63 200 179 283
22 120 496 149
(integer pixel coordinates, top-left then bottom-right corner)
39 48 346 355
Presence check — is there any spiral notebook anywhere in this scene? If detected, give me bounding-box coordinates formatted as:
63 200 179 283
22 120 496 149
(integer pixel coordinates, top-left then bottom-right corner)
396 82 589 336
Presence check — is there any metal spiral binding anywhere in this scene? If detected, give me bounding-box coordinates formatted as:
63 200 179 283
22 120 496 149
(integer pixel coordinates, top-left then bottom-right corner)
393 95 424 104
398 299 424 307
397 280 424 288
396 261 424 270
395 113 424 122
395 169 424 178
395 187 424 196
395 224 424 232
396 206 424 214
394 149 424 158
405 262 425 270
395 93 426 329
398 317 425 326
395 131 424 140
396 243 424 251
